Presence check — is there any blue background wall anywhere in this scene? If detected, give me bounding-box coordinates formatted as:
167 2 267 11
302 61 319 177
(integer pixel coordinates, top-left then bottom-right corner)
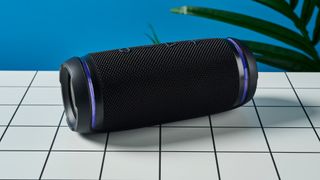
0 0 319 71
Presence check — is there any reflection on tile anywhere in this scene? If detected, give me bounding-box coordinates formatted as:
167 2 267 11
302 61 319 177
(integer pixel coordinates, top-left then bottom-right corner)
22 87 62 105
265 128 320 152
102 152 158 180
162 152 219 180
212 107 260 127
218 153 278 180
296 89 320 106
306 107 320 127
0 152 47 179
257 72 291 88
53 127 107 151
42 152 103 179
162 127 213 151
11 105 63 126
213 128 268 151
257 107 311 127
163 116 210 127
254 89 299 106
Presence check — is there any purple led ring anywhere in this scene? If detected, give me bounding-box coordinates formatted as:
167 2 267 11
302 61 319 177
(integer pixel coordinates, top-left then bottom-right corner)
80 60 96 129
227 38 249 104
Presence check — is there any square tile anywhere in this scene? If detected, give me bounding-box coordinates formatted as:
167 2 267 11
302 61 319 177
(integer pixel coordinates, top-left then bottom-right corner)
257 107 311 127
31 71 60 87
306 107 320 127
211 107 260 127
53 127 107 151
42 152 103 179
0 106 17 125
101 152 158 180
0 71 36 86
161 127 213 151
21 87 63 105
254 89 299 106
273 153 320 180
218 153 278 180
11 105 63 126
213 128 268 151
162 152 219 180
163 116 210 127
265 128 320 152
296 89 320 106
0 87 27 104
257 72 291 88
0 127 56 150
287 72 320 88
0 152 47 179
107 127 159 151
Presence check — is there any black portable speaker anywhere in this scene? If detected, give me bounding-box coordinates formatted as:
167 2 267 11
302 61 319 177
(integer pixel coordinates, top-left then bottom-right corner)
60 38 258 133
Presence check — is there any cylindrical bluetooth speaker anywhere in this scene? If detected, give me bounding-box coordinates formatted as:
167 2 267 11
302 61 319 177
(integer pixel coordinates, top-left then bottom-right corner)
60 38 258 133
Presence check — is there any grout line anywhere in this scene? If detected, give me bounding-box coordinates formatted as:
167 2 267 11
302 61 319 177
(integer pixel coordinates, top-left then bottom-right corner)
0 71 38 142
98 133 109 180
252 99 281 180
209 115 221 180
159 124 162 180
285 72 320 142
38 111 64 180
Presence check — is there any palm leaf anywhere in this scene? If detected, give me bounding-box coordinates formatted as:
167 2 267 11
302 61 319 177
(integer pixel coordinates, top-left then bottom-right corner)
253 0 298 22
243 40 313 63
301 0 316 26
290 0 299 9
312 10 320 44
171 6 315 57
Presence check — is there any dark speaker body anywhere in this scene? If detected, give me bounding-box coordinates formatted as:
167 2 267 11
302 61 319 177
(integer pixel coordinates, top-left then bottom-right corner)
60 38 258 133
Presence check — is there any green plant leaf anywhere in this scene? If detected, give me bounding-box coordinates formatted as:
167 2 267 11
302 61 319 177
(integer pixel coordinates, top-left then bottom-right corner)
301 0 316 26
145 24 161 44
290 0 299 9
171 6 315 56
312 10 320 44
242 40 313 63
253 0 298 22
255 55 319 71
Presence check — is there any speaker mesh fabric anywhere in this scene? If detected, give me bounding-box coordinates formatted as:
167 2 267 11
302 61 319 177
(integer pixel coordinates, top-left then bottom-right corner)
87 38 240 131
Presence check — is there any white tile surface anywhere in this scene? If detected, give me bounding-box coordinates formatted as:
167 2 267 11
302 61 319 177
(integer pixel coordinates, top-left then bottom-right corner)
31 71 60 87
0 106 16 125
274 153 320 180
287 72 320 88
0 127 56 150
296 89 320 106
218 153 278 180
265 128 320 152
306 107 320 127
60 113 68 126
213 128 268 151
11 105 63 126
107 127 159 151
0 71 36 86
0 87 27 104
243 100 254 106
161 127 213 151
101 152 158 180
0 127 5 136
162 152 219 180
211 107 260 127
254 89 300 106
42 152 103 179
163 116 210 127
257 72 291 88
257 107 311 127
22 87 63 105
52 127 107 151
0 152 47 179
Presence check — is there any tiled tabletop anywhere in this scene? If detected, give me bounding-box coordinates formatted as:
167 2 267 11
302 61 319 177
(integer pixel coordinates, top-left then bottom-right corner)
0 71 320 180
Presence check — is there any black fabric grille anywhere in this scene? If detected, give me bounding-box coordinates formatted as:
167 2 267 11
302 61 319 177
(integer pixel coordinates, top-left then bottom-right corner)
88 38 240 131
